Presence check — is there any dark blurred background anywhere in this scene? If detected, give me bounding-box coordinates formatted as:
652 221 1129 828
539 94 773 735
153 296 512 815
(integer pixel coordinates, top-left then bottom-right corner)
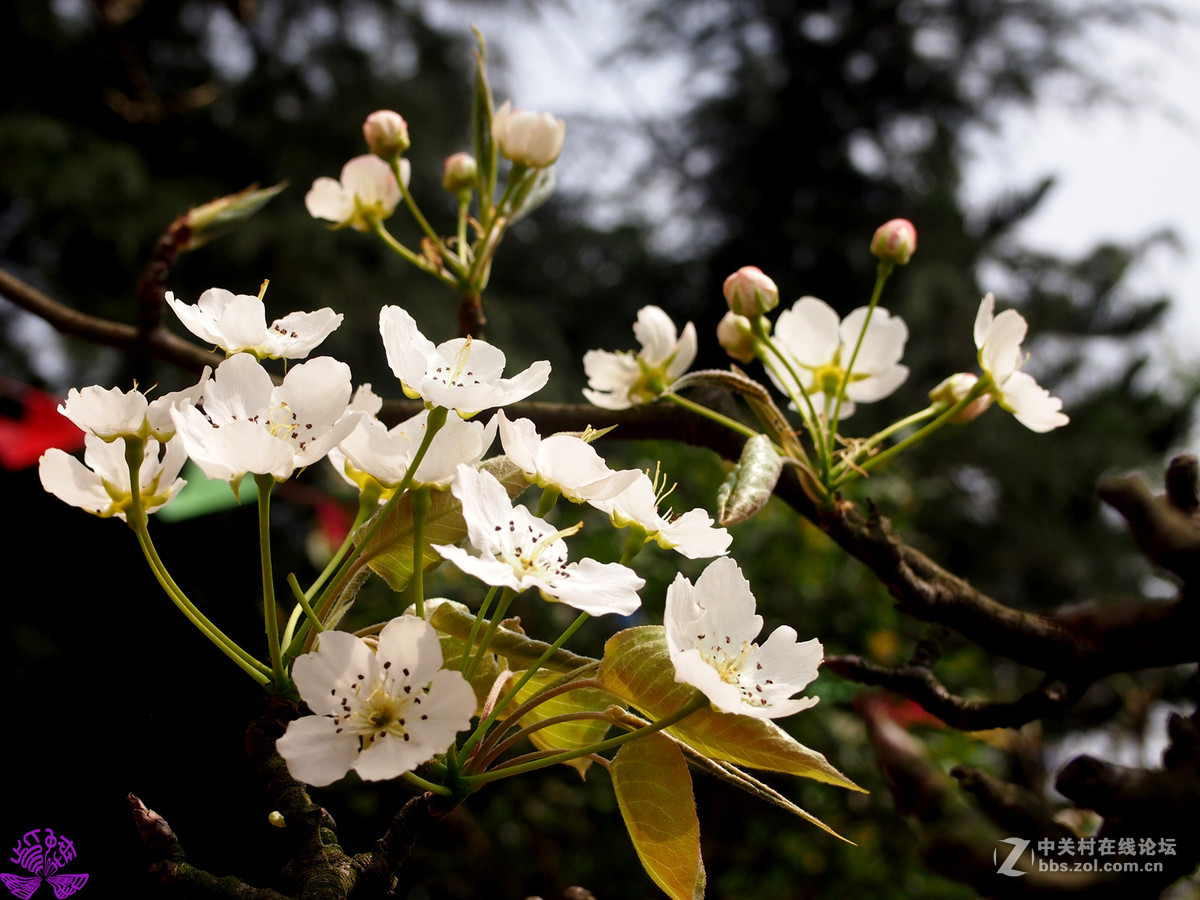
2 1 1196 896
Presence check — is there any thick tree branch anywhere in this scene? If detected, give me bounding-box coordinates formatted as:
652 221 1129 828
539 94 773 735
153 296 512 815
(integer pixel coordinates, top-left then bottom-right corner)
0 266 222 373
129 794 291 900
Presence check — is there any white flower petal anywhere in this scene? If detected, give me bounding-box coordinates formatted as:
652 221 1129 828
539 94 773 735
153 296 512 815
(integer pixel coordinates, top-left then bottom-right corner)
1000 370 1070 433
664 558 822 719
276 716 361 787
973 293 996 350
981 309 1027 384
380 306 549 414
582 306 695 409
305 177 355 224
279 616 475 787
292 630 380 716
774 296 841 367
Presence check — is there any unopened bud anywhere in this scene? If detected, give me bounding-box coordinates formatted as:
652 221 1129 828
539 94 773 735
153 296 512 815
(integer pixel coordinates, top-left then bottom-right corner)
870 218 917 265
929 373 992 423
717 311 758 363
492 100 566 168
722 266 779 317
442 152 478 193
363 110 410 158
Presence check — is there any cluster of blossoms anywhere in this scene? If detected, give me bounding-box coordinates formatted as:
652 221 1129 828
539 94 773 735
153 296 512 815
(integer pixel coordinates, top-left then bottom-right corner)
580 219 1067 503
37 90 1064 842
42 269 819 787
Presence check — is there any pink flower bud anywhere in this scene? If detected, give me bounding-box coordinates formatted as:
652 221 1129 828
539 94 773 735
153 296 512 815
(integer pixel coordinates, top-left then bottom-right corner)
442 152 478 193
492 101 566 168
717 311 759 363
870 218 917 265
722 266 779 317
363 110 410 158
929 373 992 423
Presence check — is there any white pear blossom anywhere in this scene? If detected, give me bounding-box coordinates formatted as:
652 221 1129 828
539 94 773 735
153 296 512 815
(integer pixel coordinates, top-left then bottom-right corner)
277 616 475 786
333 408 498 493
588 469 731 560
167 288 341 360
433 464 644 616
768 296 908 419
305 154 407 232
582 306 697 410
492 100 566 168
973 293 1069 433
497 412 640 503
170 353 358 484
58 371 209 442
379 306 551 417
39 433 187 520
665 557 823 719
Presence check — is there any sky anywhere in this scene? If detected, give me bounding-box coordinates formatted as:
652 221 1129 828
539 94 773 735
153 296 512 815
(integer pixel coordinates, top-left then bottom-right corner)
446 1 1200 394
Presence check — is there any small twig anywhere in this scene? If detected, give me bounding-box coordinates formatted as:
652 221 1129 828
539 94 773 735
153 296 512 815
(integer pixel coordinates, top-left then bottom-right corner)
827 656 1084 730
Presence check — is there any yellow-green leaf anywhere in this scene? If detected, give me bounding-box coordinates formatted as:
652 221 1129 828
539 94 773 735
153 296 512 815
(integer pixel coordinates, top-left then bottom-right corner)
507 671 620 777
429 601 597 674
599 626 862 792
360 457 528 592
612 733 705 900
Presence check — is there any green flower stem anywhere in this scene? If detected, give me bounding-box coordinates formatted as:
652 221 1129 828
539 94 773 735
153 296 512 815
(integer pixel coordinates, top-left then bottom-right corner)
455 194 472 267
830 404 940 481
393 159 467 280
282 489 380 661
463 587 516 682
535 485 560 519
410 486 431 619
283 573 324 647
662 391 760 441
400 769 452 797
828 260 893 451
620 529 645 566
465 693 710 786
122 440 270 685
754 320 829 477
833 378 993 487
255 474 286 686
370 219 459 289
461 584 500 677
466 214 507 291
459 610 591 761
476 710 613 773
307 406 449 650
464 166 526 290
306 489 378 602
467 673 603 774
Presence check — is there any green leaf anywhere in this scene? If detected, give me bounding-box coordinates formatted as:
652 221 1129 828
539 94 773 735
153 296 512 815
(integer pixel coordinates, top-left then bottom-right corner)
508 167 556 223
598 626 863 792
185 181 288 251
470 27 497 221
359 457 528 592
430 601 597 674
508 671 620 777
716 433 783 525
612 733 705 900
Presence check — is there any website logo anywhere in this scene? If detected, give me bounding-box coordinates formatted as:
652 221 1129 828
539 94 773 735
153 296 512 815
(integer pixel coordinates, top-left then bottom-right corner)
994 837 1030 877
2 828 88 899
